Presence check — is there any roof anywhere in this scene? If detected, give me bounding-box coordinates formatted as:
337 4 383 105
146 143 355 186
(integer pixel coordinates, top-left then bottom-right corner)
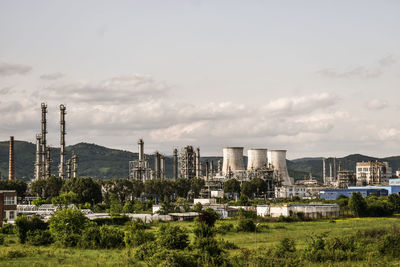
169 212 199 217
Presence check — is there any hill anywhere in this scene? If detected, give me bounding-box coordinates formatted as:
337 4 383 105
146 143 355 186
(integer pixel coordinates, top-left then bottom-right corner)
1 140 399 181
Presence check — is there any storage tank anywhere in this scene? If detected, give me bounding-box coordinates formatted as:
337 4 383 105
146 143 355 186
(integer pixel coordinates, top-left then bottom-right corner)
267 150 293 185
222 147 245 175
247 149 268 170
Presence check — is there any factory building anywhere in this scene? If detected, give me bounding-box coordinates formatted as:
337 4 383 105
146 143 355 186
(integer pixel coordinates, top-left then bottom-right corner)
356 161 392 186
336 170 356 189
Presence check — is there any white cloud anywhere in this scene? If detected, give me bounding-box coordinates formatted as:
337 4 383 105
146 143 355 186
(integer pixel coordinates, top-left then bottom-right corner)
40 72 64 80
366 99 388 110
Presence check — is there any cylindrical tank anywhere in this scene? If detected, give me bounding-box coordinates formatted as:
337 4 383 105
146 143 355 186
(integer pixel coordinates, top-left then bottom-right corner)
267 150 292 185
222 147 245 176
247 149 268 170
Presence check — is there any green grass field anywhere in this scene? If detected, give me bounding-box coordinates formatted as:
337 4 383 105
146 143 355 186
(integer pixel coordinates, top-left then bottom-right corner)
1 217 400 266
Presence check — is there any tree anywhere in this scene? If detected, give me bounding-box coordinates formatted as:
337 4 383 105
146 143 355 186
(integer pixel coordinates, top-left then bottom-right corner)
174 178 191 198
52 191 78 208
48 208 89 247
156 224 189 250
348 192 368 217
15 215 47 244
241 181 255 198
388 194 400 212
61 177 102 204
190 178 205 198
0 180 27 198
224 179 240 194
30 176 63 199
250 178 268 197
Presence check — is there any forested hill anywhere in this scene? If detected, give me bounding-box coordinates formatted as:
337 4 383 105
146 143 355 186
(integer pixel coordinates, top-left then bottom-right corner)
1 140 399 181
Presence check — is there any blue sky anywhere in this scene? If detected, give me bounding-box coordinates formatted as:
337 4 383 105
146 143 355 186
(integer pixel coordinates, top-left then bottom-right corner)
1 1 400 158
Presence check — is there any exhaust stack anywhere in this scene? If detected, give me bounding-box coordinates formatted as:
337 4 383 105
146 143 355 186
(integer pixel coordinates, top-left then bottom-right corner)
58 104 66 179
9 136 15 181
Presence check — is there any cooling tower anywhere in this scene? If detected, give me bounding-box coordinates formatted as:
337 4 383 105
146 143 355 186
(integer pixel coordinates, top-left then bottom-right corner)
222 147 245 175
247 149 268 170
267 150 292 185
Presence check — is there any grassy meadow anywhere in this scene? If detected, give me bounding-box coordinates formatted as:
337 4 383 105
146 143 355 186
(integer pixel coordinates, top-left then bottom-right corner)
1 216 400 266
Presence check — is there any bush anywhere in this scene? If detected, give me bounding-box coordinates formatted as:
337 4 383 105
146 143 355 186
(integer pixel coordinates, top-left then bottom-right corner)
124 221 154 247
237 218 256 232
15 216 48 244
157 224 189 250
26 230 53 246
99 225 124 249
79 225 101 249
197 209 219 227
134 242 158 261
215 223 233 234
92 216 130 226
148 249 198 267
275 238 296 255
0 223 14 234
48 208 88 247
0 233 4 245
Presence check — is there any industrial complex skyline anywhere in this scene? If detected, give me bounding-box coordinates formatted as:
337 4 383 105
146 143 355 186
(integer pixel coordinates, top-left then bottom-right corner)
1 1 400 159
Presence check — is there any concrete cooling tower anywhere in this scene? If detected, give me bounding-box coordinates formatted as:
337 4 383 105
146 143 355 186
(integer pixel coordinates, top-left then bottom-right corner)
247 149 268 170
267 150 293 185
222 147 245 175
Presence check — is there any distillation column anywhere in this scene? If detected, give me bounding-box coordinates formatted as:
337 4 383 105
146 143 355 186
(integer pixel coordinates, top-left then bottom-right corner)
322 158 326 185
154 152 160 179
160 155 166 179
72 154 78 178
34 134 42 180
45 146 51 178
58 104 66 179
41 103 47 179
173 148 178 179
9 136 15 181
196 147 201 177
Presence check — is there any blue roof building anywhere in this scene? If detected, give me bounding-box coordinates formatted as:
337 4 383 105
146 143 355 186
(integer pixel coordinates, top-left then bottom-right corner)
319 188 388 200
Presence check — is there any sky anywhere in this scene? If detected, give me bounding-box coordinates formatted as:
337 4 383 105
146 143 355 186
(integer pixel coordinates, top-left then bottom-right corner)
0 0 400 159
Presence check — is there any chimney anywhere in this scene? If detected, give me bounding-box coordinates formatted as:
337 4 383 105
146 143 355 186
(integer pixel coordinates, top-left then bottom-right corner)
58 104 66 179
9 136 15 181
41 103 47 179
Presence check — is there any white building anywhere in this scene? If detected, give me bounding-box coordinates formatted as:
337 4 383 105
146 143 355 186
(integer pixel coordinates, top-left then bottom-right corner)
356 161 392 186
275 186 308 198
257 203 339 218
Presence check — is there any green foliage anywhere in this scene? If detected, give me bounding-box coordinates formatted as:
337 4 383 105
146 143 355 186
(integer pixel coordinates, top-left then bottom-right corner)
147 249 198 267
32 197 50 207
197 209 218 227
239 195 249 206
109 194 123 215
237 218 256 232
0 179 27 198
276 238 296 254
0 233 4 245
92 216 130 226
223 179 240 194
79 225 101 249
52 191 78 207
15 216 48 244
122 200 134 213
190 178 205 198
30 176 63 199
241 181 254 198
216 223 234 234
0 223 14 234
348 192 368 217
99 225 124 249
61 177 102 204
193 202 203 212
26 230 53 246
388 194 400 212
48 208 88 247
156 224 189 250
124 221 155 247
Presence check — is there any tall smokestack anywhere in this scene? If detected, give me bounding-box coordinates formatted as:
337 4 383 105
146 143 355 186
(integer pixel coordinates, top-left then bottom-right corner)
41 103 47 179
205 161 209 179
34 134 42 180
210 160 214 177
72 154 78 178
138 139 144 163
9 136 15 181
45 146 51 178
329 162 332 180
173 148 178 179
59 104 66 179
160 155 165 179
217 160 222 175
196 147 201 177
154 151 160 179
333 157 337 180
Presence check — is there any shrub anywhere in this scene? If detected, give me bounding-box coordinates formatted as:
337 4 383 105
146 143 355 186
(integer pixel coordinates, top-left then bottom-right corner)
237 218 256 232
134 241 158 261
275 238 296 255
99 225 125 249
124 221 154 247
218 238 238 249
92 216 130 226
79 225 101 249
0 233 4 245
197 209 219 227
216 223 234 234
148 249 198 267
0 223 14 234
15 216 48 244
26 230 53 246
48 208 88 247
157 224 189 250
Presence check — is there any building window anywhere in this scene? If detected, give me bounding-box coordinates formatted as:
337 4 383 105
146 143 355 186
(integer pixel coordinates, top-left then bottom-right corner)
4 196 15 205
9 211 14 220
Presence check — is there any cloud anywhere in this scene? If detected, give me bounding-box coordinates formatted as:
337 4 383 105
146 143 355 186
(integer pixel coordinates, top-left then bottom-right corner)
0 62 32 76
40 72 64 80
35 74 170 104
0 86 13 95
260 93 338 116
317 55 395 79
366 99 388 110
